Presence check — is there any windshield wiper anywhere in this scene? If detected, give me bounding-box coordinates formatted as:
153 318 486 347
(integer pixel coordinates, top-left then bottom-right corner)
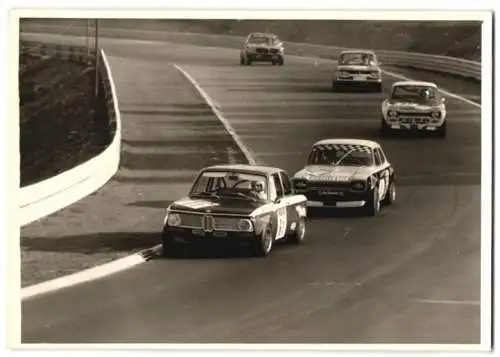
191 191 220 199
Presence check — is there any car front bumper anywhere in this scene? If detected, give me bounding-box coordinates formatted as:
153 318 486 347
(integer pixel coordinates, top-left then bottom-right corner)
333 78 382 85
245 52 282 61
295 188 369 208
385 120 445 131
163 226 257 246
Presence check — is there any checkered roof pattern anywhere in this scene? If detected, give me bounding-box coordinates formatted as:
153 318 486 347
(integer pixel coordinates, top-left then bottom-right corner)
312 143 373 153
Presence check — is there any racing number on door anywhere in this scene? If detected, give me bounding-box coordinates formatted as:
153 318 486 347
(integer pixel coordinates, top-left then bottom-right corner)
275 206 287 239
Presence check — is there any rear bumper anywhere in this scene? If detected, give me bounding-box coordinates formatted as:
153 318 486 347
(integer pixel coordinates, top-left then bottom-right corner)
334 78 381 85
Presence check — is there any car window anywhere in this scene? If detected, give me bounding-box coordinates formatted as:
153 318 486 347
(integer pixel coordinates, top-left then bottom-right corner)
307 145 374 166
338 52 375 66
376 148 387 164
373 149 382 166
272 173 284 198
279 171 292 196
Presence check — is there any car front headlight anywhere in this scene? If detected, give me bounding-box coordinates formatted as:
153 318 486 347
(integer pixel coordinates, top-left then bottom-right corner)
166 212 181 227
431 111 441 119
237 219 253 232
294 179 308 189
351 181 367 191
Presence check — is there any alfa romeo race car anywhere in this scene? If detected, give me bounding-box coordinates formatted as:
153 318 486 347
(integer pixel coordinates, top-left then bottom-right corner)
240 32 285 66
380 81 447 137
162 164 307 257
332 50 383 92
292 139 396 216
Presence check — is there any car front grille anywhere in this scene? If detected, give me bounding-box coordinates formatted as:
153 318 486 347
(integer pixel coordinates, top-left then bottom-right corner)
256 47 269 54
175 212 242 231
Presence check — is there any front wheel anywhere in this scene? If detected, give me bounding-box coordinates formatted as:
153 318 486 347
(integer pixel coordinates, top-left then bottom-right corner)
436 121 447 138
252 226 274 256
287 217 306 244
382 180 396 206
380 117 391 137
240 56 245 65
362 185 381 217
162 233 182 258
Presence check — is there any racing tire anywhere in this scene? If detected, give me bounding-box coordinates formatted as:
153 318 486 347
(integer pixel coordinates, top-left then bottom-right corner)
380 117 391 137
332 81 340 92
436 121 447 138
240 56 245 65
362 185 381 217
278 57 284 66
245 57 252 66
287 217 306 244
271 61 277 66
381 180 396 206
161 233 183 258
374 82 383 93
252 225 274 257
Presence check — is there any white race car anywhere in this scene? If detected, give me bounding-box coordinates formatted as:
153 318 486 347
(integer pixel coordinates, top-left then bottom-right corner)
381 81 447 137
240 32 285 66
292 139 396 216
332 50 383 92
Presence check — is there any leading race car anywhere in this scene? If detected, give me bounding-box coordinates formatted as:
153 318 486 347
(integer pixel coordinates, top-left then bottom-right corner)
240 32 285 66
161 164 307 257
291 139 396 216
332 49 383 92
380 81 447 137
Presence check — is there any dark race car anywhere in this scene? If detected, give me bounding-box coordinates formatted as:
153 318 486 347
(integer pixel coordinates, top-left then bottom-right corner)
292 139 396 216
161 164 307 257
240 32 285 66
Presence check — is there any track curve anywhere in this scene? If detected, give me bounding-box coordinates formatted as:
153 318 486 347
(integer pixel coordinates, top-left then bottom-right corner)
21 34 481 344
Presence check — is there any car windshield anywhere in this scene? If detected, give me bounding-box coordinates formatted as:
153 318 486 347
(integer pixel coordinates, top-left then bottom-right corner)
307 145 374 166
391 85 438 100
190 171 268 201
248 36 273 45
338 52 375 66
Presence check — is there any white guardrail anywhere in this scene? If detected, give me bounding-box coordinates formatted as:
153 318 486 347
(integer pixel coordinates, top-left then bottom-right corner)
19 24 481 81
19 41 121 226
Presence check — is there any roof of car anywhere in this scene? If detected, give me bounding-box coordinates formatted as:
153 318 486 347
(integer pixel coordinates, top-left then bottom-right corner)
339 49 376 55
312 138 380 149
392 80 437 88
200 164 283 175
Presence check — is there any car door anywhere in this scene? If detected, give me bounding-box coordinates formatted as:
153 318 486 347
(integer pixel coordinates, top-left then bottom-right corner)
279 171 307 236
270 172 288 240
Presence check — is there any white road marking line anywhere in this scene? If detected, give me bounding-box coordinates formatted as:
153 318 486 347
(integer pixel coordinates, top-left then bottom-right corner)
382 69 481 108
21 245 162 300
174 64 257 165
411 299 480 306
342 227 351 238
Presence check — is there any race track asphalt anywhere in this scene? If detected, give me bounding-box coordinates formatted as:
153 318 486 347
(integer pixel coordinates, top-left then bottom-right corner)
20 34 483 344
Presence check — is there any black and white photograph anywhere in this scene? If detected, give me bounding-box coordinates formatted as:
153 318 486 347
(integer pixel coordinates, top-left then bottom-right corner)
4 2 494 353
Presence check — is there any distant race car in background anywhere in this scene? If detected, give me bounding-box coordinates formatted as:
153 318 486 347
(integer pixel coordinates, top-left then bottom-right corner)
380 81 447 137
161 164 308 257
332 49 383 92
292 138 396 216
240 32 285 66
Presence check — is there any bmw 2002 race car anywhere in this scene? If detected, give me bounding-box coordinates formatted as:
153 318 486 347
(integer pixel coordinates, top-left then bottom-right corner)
292 139 396 216
162 164 308 257
240 32 285 66
380 81 447 137
332 50 383 92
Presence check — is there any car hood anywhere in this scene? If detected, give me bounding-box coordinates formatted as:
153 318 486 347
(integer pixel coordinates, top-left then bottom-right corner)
293 165 372 182
388 98 441 111
336 64 378 71
169 196 263 216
